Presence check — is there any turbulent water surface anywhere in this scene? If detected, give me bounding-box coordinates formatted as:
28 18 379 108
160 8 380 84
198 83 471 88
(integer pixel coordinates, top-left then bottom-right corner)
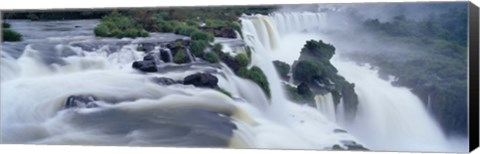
0 10 467 152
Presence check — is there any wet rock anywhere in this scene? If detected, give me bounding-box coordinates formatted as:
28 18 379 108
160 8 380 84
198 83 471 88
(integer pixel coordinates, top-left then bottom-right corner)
333 129 348 133
340 140 368 151
152 77 178 86
65 95 99 109
137 43 156 52
297 82 313 96
132 60 157 72
143 53 155 61
160 48 172 63
183 73 218 88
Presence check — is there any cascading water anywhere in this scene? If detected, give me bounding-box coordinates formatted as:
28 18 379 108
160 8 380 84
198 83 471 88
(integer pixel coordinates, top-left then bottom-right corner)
1 18 360 150
0 9 466 152
240 11 463 152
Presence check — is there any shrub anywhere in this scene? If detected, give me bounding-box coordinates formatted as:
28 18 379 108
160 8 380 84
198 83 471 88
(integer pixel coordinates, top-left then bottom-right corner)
94 13 149 38
273 60 290 80
189 40 208 57
293 60 323 83
300 40 335 61
94 24 109 36
2 22 11 28
234 66 270 98
203 52 220 63
212 43 223 52
214 87 232 98
191 31 214 42
237 67 249 78
235 53 250 67
246 46 252 59
174 25 197 36
2 29 22 42
248 66 270 98
173 49 190 64
157 21 174 32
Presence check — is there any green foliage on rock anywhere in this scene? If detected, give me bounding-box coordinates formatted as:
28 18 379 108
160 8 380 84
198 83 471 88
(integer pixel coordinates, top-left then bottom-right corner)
273 60 290 80
191 31 214 42
284 83 315 106
2 22 11 28
235 66 270 98
356 7 469 135
189 40 208 57
235 53 250 67
214 87 232 98
203 52 220 63
2 29 22 42
293 60 323 83
94 12 149 38
173 49 189 64
300 39 335 61
213 43 223 53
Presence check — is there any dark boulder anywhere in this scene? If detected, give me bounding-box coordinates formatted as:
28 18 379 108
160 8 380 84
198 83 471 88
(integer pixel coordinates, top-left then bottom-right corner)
65 95 99 109
152 77 178 86
183 73 218 88
143 53 155 61
297 82 313 96
340 140 368 151
132 60 157 72
137 43 156 52
160 49 172 63
333 129 348 133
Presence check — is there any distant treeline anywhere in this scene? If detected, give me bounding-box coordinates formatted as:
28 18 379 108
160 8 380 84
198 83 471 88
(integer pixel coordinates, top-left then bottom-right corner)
352 5 468 136
2 6 276 21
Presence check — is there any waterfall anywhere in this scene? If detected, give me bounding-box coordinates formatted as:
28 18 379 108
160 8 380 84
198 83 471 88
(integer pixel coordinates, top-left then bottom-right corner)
332 60 450 152
314 94 337 122
1 19 359 150
240 11 457 152
1 10 465 152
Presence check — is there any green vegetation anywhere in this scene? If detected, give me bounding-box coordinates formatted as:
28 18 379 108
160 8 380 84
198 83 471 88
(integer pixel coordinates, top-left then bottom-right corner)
190 31 214 42
2 22 10 28
2 11 109 20
286 40 358 120
173 49 190 64
189 40 208 57
214 87 232 98
237 66 270 98
284 83 315 106
94 12 149 38
213 43 223 53
2 23 22 42
293 60 323 83
273 60 290 80
356 7 468 136
235 53 250 67
203 52 220 63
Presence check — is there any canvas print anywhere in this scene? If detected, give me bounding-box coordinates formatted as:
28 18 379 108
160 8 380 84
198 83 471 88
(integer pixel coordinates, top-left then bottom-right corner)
0 2 472 153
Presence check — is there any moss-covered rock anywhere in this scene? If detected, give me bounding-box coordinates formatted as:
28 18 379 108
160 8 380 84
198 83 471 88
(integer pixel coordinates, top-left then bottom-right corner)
2 22 11 28
189 40 208 57
235 53 250 67
2 29 22 42
173 49 190 64
235 66 270 98
273 60 290 81
203 52 220 63
293 60 323 83
94 13 149 38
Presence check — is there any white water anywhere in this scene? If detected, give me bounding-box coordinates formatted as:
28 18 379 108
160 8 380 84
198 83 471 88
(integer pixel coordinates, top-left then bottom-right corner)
240 11 463 152
0 10 466 152
1 19 358 150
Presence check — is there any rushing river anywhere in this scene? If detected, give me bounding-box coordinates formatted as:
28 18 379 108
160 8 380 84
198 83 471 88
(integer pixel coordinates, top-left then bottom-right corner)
0 11 467 152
